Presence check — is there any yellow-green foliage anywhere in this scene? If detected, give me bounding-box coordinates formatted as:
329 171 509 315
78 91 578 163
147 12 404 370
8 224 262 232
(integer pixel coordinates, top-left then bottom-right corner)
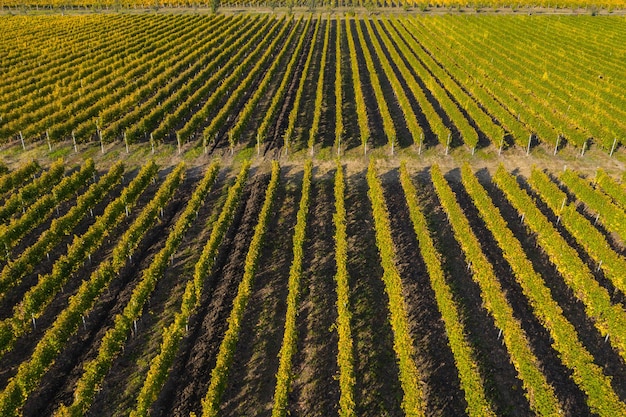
494 165 626 362
432 164 561 416
400 162 494 417
366 160 424 416
333 160 356 417
271 160 312 417
129 162 250 417
464 164 626 416
201 161 280 417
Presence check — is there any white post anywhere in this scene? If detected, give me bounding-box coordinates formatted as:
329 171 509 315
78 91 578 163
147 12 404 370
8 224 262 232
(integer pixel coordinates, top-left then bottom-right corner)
445 133 451 155
19 131 25 150
124 131 129 154
581 139 587 156
98 126 104 154
418 133 423 155
150 133 155 155
610 137 617 157
526 133 532 156
72 131 77 153
554 135 560 155
177 133 181 155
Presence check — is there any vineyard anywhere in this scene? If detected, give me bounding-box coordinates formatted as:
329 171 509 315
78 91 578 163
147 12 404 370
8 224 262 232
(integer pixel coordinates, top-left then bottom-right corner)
2 8 626 417
0 157 625 417
1 14 626 159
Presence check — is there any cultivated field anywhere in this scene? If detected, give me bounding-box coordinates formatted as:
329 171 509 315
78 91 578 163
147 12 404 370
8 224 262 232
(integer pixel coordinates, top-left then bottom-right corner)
1 9 626 417
1 14 626 159
0 157 626 417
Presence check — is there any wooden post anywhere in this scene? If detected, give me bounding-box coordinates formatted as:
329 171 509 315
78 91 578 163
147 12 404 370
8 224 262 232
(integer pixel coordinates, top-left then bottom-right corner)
72 131 77 153
46 130 52 151
177 133 181 155
19 131 25 150
150 133 155 155
445 133 451 155
580 139 587 156
124 131 129 154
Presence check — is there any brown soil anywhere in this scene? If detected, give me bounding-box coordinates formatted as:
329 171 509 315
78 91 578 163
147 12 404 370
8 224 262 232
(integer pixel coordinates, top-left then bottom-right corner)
265 22 316 153
219 167 299 416
359 20 414 149
381 169 468 416
345 168 404 417
448 169 591 416
150 168 269 417
372 21 439 149
289 168 340 416
338 19 362 152
317 18 337 151
416 169 533 416
484 170 626 403
0 178 124 320
20 173 189 417
523 171 626 306
89 167 231 417
0 169 154 388
348 20 387 150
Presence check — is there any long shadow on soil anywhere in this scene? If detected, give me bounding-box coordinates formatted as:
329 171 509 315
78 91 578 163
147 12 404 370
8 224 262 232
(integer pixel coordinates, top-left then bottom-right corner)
484 169 626 404
0 169 156 389
449 168 591 416
0 173 128 321
219 168 299 417
359 20 413 150
89 168 231 417
381 169 467 417
417 168 533 417
21 176 188 417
